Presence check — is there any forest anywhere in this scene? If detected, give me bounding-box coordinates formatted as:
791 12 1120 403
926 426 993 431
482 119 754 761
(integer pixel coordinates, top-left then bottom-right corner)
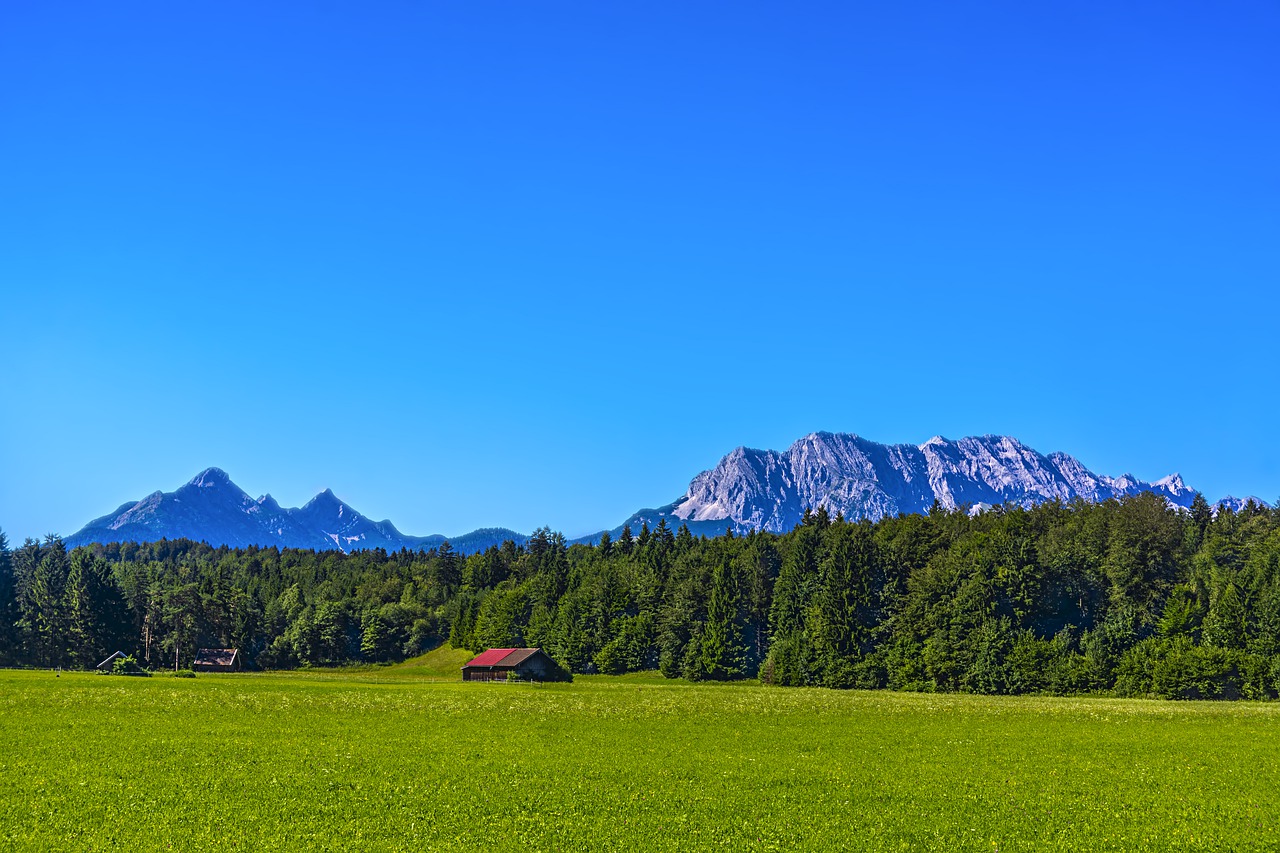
2 491 1279 699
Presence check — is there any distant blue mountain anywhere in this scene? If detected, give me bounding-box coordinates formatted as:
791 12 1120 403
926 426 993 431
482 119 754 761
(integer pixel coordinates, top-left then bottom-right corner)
65 468 525 555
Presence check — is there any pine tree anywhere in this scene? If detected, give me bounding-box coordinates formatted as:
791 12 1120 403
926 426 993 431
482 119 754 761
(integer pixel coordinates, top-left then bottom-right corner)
810 524 876 686
1189 493 1212 547
698 552 748 679
675 524 694 554
770 525 819 639
62 549 130 666
744 537 780 665
433 541 462 590
1202 581 1246 650
655 518 675 549
15 537 72 667
34 548 71 666
448 592 479 651
0 530 16 664
64 550 92 664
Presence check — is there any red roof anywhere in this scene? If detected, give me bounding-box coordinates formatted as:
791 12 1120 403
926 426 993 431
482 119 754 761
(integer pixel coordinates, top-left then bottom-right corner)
464 648 520 667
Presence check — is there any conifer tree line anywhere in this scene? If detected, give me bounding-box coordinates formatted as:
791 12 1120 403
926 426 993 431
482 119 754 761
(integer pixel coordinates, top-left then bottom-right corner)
2 491 1280 698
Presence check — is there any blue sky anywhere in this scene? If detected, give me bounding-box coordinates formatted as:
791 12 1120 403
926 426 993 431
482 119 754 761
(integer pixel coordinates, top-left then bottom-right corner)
2 2 1277 542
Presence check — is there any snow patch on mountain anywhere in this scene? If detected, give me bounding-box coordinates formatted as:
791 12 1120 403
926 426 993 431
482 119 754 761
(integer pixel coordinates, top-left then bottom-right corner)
188 467 232 488
1214 495 1272 515
66 469 522 555
668 432 1209 533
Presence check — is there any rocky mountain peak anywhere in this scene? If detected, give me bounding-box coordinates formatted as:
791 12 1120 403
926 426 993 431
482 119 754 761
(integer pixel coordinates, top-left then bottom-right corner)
666 432 1204 533
186 467 233 489
300 488 347 515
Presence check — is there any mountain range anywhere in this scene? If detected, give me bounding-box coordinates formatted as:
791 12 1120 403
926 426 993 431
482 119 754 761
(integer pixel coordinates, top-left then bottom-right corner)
66 432 1269 553
610 432 1212 538
64 467 525 554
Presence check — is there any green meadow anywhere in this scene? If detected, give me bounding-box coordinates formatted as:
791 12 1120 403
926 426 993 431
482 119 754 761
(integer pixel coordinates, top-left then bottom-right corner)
2 650 1279 851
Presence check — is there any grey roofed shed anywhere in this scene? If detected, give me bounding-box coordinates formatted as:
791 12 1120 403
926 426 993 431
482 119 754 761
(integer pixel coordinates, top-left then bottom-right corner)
96 651 127 671
192 648 242 672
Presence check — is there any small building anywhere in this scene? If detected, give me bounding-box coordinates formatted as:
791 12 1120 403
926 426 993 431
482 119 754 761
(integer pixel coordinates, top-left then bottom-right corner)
192 648 242 673
462 647 570 682
96 651 127 672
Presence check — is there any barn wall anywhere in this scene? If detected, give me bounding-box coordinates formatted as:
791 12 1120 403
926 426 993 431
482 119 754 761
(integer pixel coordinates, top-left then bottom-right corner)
513 653 570 681
515 658 551 679
463 668 510 682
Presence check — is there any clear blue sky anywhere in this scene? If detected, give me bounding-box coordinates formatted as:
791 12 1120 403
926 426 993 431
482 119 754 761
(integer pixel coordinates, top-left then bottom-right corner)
2 2 1277 542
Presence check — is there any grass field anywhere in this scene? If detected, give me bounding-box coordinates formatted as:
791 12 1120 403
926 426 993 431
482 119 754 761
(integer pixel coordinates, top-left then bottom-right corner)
2 651 1279 851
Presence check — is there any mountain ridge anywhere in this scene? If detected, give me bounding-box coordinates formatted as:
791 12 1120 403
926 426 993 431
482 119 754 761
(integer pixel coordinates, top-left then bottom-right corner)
579 432 1241 542
660 432 1200 534
65 467 526 555
64 434 1267 552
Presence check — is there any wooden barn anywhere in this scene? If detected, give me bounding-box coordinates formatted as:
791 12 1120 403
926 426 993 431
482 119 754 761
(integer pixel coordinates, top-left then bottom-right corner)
192 648 242 673
462 648 570 682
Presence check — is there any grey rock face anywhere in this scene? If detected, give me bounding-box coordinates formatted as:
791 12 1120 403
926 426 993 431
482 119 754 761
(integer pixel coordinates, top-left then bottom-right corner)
669 432 1200 533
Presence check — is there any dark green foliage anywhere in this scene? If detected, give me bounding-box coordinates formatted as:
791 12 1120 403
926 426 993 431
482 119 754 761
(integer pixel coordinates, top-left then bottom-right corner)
65 549 131 666
594 612 656 674
111 654 150 676
693 551 749 680
1114 635 1273 700
3 491 1279 698
769 524 818 640
760 631 813 686
0 530 17 661
809 523 877 687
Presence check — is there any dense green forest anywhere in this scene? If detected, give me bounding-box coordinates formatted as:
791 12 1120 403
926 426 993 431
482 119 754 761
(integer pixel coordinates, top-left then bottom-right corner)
3 491 1280 698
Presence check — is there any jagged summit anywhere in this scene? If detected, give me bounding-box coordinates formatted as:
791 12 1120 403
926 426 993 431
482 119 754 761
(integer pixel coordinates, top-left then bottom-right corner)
186 467 233 488
66 469 522 555
659 432 1206 535
1215 495 1270 514
302 488 343 509
63 434 1268 554
1155 474 1188 491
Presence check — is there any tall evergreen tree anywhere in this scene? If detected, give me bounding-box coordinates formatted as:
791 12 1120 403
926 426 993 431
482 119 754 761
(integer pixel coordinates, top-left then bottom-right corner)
0 529 16 663
20 537 71 666
743 536 780 665
675 524 694 554
697 551 748 679
1202 581 1246 650
770 525 819 640
433 541 462 591
1103 492 1184 620
1189 493 1213 546
810 523 876 686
